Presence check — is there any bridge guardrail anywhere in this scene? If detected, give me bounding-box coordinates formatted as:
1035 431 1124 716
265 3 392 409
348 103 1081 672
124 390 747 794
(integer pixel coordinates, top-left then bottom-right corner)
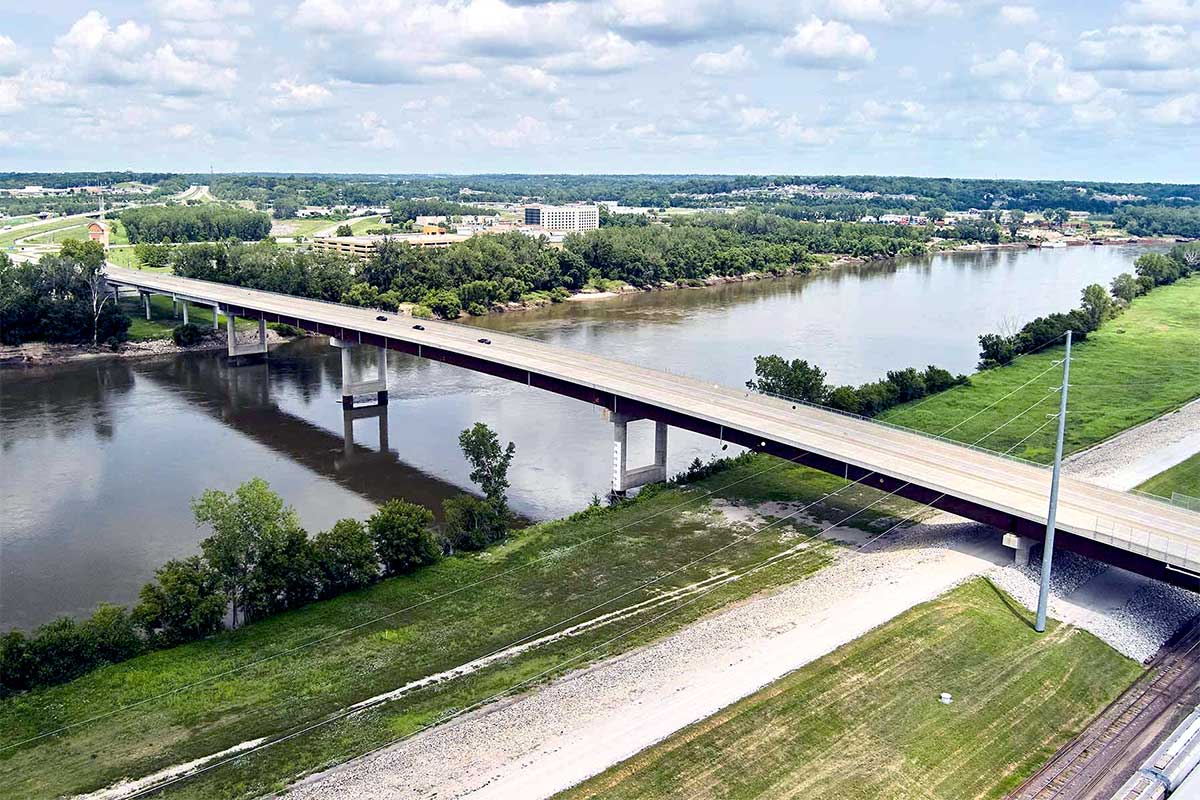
1092 517 1200 573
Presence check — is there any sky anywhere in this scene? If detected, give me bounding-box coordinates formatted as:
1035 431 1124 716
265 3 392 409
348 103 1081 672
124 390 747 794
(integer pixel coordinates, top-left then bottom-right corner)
1 0 1198 181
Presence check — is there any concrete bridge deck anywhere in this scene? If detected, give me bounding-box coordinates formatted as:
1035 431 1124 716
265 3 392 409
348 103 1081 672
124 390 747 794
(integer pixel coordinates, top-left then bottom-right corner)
104 264 1200 590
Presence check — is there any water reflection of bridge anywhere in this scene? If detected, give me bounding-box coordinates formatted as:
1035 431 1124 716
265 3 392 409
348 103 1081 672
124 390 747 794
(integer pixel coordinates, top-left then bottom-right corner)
138 353 472 517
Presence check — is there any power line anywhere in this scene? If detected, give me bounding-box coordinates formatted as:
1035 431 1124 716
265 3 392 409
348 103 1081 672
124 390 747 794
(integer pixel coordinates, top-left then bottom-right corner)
108 384 1057 798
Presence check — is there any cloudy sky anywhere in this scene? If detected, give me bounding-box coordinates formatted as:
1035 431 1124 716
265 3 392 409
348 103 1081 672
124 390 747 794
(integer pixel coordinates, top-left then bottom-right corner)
1 0 1198 180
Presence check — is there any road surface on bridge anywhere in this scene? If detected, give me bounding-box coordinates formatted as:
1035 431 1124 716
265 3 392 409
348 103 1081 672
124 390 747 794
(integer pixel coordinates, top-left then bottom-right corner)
104 264 1200 584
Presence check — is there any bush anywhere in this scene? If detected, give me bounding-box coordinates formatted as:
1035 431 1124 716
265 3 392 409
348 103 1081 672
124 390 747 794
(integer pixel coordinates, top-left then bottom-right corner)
442 494 506 552
0 632 34 697
411 304 433 319
26 617 97 687
83 604 143 665
313 519 380 598
467 302 488 316
335 224 353 237
368 500 440 576
268 322 302 337
132 556 226 646
421 289 462 319
172 322 203 346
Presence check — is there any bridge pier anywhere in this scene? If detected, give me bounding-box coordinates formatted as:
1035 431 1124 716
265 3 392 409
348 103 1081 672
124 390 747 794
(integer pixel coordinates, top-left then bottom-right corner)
612 412 668 496
212 304 219 329
331 337 388 409
181 301 189 325
141 291 151 320
1002 533 1037 566
226 313 267 361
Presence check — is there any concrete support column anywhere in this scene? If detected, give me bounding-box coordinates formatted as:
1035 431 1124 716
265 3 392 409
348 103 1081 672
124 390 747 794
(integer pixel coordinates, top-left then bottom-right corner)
142 292 151 320
182 302 189 325
331 337 388 408
172 296 179 318
212 304 219 329
1002 533 1037 566
226 313 268 360
611 413 669 496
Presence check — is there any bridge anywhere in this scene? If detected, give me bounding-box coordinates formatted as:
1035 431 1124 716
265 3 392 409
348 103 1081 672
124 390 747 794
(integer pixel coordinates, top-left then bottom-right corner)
103 264 1200 591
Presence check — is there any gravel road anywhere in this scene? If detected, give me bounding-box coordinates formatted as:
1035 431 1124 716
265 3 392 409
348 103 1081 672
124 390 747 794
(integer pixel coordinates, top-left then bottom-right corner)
1065 399 1200 491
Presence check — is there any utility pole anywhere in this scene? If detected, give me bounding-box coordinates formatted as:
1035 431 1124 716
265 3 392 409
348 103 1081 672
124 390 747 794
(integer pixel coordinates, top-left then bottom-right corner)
1035 330 1072 633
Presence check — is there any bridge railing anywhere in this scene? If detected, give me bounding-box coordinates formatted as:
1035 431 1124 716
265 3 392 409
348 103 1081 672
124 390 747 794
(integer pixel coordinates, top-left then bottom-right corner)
1091 516 1200 573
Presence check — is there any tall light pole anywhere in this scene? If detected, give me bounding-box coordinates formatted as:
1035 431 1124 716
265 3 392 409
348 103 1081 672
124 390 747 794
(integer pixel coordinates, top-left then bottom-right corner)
1036 330 1072 633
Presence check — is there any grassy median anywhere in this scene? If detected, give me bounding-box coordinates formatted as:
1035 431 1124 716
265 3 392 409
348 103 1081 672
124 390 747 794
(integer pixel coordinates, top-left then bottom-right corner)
559 578 1142 800
0 458 916 800
884 275 1200 463
1138 453 1200 499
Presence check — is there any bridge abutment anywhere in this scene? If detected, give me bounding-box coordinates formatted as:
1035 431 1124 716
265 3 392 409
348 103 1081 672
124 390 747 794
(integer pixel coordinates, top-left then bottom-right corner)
612 412 668 496
331 337 388 409
1002 533 1037 566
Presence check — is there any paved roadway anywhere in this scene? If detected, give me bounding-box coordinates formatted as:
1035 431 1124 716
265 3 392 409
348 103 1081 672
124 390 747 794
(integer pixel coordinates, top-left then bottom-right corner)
104 265 1200 583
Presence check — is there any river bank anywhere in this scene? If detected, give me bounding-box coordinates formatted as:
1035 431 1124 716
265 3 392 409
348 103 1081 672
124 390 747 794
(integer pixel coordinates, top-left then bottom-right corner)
0 328 295 368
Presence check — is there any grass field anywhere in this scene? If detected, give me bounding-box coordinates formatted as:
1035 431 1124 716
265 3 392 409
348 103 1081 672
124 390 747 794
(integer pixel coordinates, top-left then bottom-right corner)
349 215 385 234
1138 453 1200 499
0 458 920 800
117 294 251 341
884 276 1200 463
559 578 1142 800
0 217 87 248
269 217 341 238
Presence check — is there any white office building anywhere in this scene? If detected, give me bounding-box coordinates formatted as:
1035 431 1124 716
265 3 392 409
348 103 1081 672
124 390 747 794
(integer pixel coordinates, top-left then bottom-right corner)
523 204 600 232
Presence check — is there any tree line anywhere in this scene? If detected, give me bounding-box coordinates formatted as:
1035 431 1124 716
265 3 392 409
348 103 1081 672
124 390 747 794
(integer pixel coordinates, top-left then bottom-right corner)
1113 206 1200 238
746 358 970 417
120 204 272 244
978 243 1199 368
0 242 130 346
0 423 516 697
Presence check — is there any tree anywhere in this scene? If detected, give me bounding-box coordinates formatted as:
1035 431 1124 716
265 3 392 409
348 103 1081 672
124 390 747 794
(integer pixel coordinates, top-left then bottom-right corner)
1080 283 1115 330
458 422 517 516
1135 252 1182 287
26 617 96 687
885 368 927 403
335 224 353 237
134 241 171 270
61 239 113 347
273 199 299 220
745 354 828 403
421 288 462 319
368 500 440 576
0 632 34 697
192 478 310 627
313 519 380 597
1110 272 1140 303
1006 209 1025 237
132 556 226 645
978 333 1017 369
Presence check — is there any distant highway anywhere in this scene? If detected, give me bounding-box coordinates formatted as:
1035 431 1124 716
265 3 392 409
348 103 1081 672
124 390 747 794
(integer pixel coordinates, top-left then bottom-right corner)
104 264 1200 590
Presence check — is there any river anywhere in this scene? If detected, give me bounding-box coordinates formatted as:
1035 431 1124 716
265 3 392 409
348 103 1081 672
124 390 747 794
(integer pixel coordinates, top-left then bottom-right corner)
0 243 1158 630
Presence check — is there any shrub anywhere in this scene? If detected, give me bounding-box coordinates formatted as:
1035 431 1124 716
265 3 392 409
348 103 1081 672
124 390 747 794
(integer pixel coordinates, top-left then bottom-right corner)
268 322 302 337
368 500 440 576
411 304 433 319
172 322 203 346
335 224 353 237
421 289 462 319
467 302 488 316
0 632 33 697
27 617 97 687
82 604 143 665
313 519 380 598
442 494 506 553
132 556 226 646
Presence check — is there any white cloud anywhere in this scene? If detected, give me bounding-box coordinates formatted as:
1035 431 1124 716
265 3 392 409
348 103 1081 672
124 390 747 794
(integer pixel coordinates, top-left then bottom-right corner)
544 32 653 74
0 79 21 114
53 11 153 86
270 78 333 110
476 115 549 148
607 0 786 43
1149 92 1200 124
821 0 961 23
1076 25 1199 71
148 44 238 95
357 111 397 148
692 45 754 76
168 122 196 139
0 35 26 77
971 42 1104 106
775 17 875 67
500 65 558 94
1123 0 1200 22
776 114 836 145
152 0 252 21
998 5 1039 25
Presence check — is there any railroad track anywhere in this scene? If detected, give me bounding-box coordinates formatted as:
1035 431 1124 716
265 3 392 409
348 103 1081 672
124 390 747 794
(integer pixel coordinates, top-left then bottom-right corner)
1011 618 1200 800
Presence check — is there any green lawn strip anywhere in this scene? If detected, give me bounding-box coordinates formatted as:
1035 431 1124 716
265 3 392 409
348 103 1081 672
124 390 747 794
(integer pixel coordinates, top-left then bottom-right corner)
558 578 1143 800
0 457 909 800
0 218 91 249
118 294 248 341
883 276 1200 463
1137 453 1200 500
270 218 343 238
348 215 384 234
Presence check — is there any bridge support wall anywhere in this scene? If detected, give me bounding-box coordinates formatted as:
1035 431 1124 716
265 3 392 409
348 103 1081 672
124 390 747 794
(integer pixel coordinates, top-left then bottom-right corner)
1003 533 1037 565
226 314 267 360
612 412 668 495
331 337 388 409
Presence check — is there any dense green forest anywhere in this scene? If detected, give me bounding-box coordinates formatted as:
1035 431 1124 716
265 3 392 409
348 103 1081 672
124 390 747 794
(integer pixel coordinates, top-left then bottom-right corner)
119 204 272 243
1113 206 1200 238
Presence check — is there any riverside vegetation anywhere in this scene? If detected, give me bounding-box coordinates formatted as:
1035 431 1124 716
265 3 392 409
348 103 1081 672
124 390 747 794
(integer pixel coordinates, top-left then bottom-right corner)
0 423 515 696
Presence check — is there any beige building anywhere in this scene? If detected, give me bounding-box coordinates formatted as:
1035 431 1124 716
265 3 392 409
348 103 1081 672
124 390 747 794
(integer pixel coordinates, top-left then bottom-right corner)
313 232 470 259
522 204 600 232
